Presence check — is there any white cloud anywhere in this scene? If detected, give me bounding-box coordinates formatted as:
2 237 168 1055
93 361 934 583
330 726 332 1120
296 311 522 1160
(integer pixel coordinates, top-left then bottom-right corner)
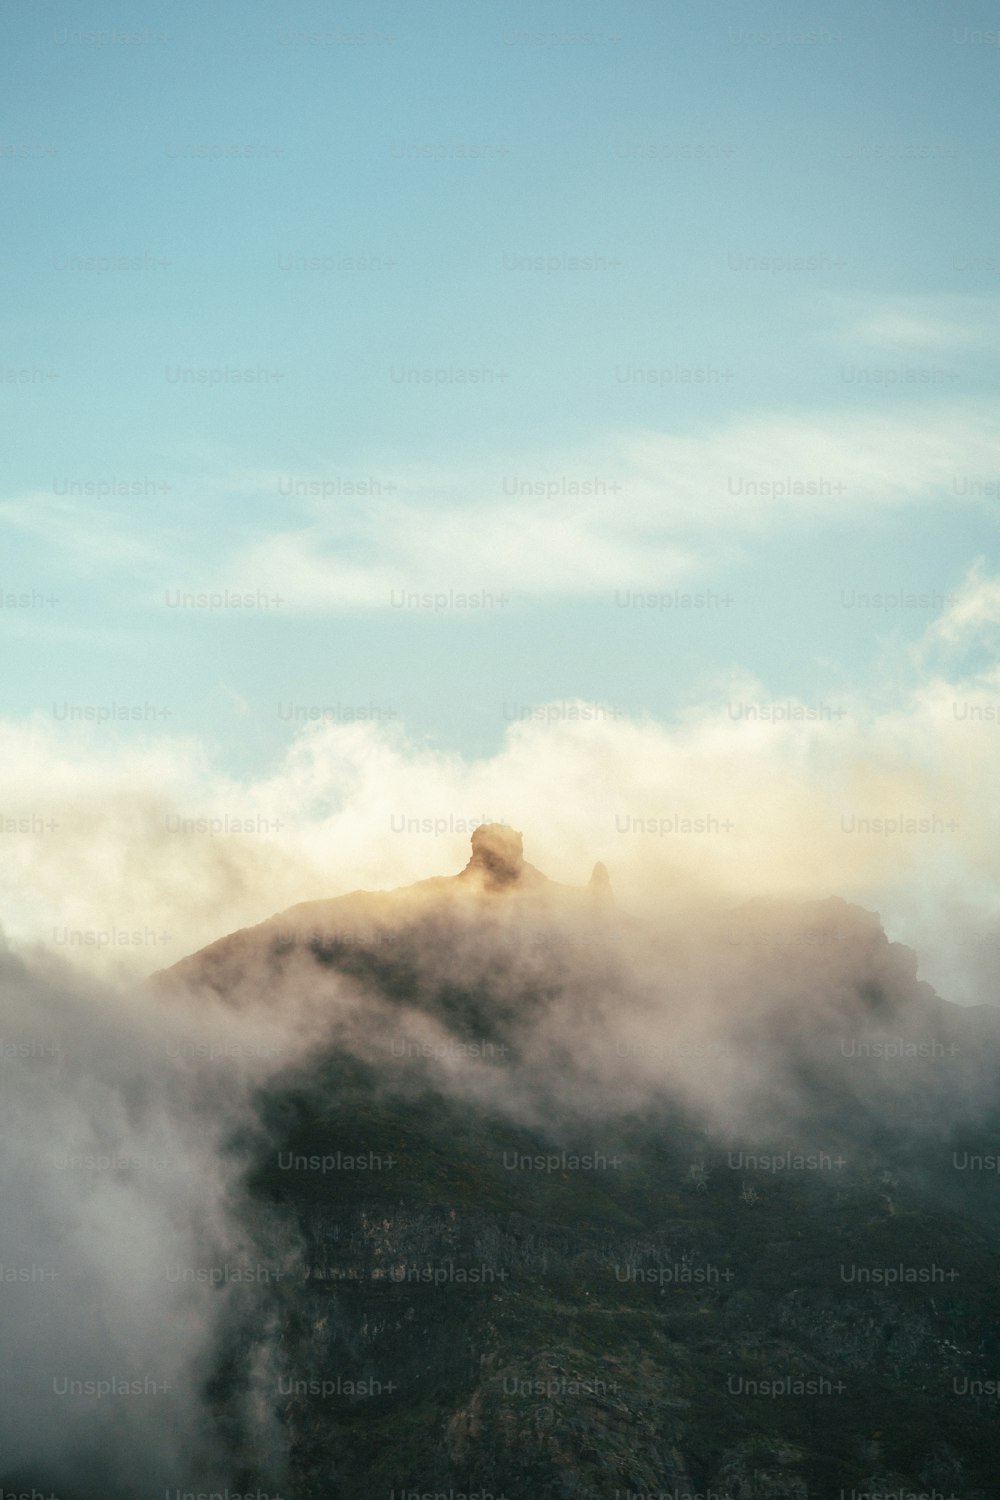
831 293 1000 353
0 493 163 570
3 641 1000 1008
6 405 998 613
203 405 1000 610
925 557 1000 648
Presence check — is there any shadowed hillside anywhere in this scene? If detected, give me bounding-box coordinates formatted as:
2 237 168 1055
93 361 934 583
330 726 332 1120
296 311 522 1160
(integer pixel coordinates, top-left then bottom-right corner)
8 829 1000 1498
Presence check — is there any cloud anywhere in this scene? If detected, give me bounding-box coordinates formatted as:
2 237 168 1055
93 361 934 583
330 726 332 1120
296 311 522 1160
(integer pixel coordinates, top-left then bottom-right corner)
0 943 302 1496
3 603 1000 1486
7 404 997 614
0 721 992 1494
2 626 1000 1007
195 405 1000 610
0 493 164 571
831 293 1000 353
924 557 1000 649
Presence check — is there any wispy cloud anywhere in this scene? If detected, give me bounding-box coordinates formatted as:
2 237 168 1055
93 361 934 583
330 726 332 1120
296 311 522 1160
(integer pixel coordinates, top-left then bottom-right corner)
5 403 998 614
208 404 1000 610
832 293 1000 353
0 494 164 570
925 557 1000 648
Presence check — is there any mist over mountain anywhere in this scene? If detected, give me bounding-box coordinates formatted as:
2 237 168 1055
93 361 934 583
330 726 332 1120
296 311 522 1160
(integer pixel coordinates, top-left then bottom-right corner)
157 823 999 1147
3 827 1000 1498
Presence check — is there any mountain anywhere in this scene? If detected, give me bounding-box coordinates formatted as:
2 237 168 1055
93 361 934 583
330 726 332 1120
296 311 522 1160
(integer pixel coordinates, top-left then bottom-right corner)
156 821 617 1004
31 828 1000 1498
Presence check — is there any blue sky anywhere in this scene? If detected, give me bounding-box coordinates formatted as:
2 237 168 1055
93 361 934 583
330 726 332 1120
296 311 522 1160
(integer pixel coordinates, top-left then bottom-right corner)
4 0 1000 770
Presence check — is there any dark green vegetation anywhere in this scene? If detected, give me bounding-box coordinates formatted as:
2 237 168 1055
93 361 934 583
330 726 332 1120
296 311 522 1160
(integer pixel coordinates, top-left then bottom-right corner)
231 1025 1000 1498
11 853 1000 1500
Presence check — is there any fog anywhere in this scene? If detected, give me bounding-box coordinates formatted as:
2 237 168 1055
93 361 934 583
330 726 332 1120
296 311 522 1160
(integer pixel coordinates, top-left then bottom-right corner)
2 673 999 1015
1 774 995 1488
0 935 308 1495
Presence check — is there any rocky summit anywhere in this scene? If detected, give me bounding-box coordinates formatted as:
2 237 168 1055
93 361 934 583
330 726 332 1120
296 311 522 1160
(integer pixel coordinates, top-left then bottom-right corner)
460 822 533 889
41 832 1000 1498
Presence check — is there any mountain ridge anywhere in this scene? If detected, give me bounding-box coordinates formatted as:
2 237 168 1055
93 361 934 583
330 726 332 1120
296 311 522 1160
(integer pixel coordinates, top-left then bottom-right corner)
125 827 1000 1499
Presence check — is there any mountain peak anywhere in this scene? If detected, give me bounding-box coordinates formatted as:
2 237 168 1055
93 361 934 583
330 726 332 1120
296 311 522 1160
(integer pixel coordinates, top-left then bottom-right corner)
459 822 526 889
588 860 613 901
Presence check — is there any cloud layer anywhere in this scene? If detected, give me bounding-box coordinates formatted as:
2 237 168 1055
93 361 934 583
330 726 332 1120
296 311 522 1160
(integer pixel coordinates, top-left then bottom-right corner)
0 941 305 1495
5 397 999 613
2 564 999 1008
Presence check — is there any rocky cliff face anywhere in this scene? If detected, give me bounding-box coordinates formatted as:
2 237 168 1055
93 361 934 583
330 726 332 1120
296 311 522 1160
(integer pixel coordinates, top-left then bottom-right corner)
235 1067 1000 1500
131 830 1000 1497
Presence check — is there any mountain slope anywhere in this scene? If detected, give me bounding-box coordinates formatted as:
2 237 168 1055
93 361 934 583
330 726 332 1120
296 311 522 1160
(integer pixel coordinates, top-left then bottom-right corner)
66 828 1000 1496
